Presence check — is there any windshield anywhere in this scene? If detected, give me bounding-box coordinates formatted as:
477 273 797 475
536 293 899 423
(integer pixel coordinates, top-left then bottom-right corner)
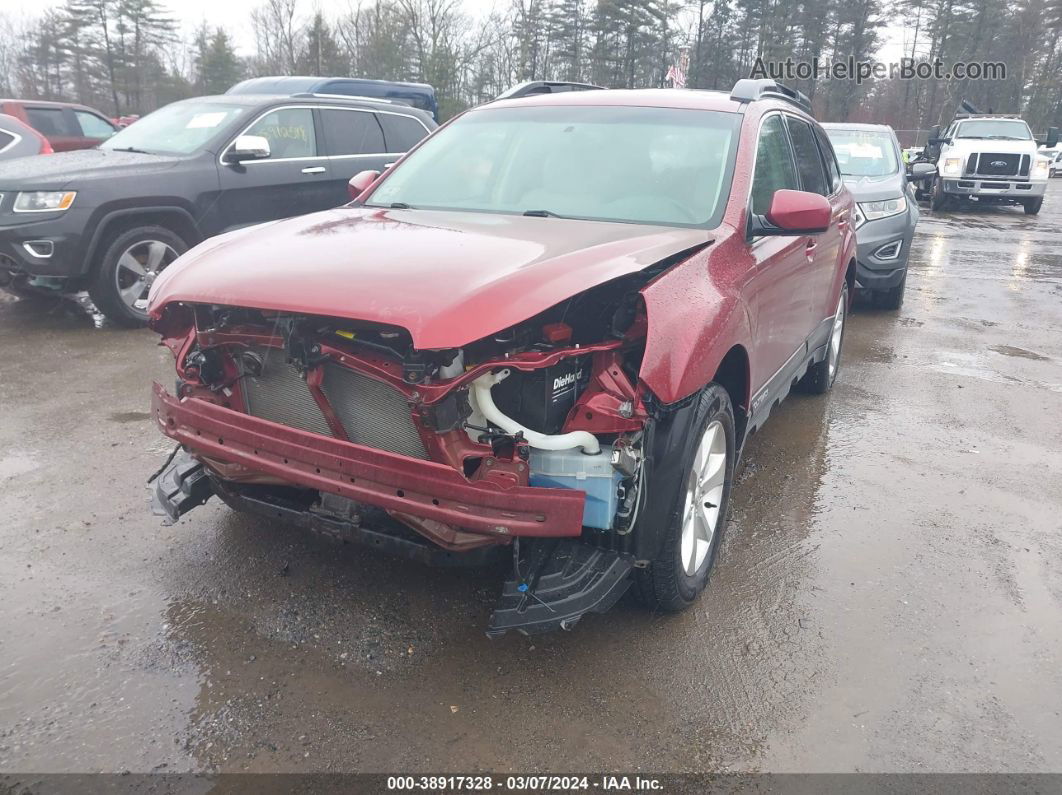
101 101 248 155
955 119 1032 140
825 130 899 177
366 105 740 227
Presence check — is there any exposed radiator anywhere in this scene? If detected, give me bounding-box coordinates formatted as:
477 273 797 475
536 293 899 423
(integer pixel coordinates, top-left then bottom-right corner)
241 346 428 459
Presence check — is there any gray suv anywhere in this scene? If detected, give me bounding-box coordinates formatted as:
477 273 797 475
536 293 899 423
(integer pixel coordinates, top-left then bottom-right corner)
822 123 933 309
0 93 434 325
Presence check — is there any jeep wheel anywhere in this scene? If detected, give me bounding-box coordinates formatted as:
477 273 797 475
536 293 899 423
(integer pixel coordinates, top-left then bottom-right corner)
89 226 186 327
1022 197 1043 215
930 177 951 211
634 383 735 612
875 273 906 310
799 282 848 394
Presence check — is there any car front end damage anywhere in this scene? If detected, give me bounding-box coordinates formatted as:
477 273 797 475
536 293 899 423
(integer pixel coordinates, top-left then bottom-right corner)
149 279 660 635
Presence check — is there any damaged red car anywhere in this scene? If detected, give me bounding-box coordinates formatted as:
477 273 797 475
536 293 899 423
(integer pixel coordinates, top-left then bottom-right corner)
148 79 856 636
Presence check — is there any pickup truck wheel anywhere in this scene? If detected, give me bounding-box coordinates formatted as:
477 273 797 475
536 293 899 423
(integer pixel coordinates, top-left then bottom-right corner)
929 177 951 211
798 282 848 394
1023 198 1043 215
634 383 735 612
89 226 186 327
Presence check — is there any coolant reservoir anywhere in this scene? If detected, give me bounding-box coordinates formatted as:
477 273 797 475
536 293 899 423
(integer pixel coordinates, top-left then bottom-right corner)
528 445 623 530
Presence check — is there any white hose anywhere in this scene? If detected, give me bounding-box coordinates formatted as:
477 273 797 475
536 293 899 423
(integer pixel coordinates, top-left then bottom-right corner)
471 369 601 455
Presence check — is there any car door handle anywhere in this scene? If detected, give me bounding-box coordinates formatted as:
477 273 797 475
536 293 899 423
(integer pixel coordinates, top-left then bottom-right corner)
301 166 326 174
805 238 818 259
836 213 849 227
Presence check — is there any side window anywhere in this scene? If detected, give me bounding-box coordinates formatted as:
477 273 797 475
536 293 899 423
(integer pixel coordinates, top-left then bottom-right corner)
0 130 14 151
787 118 828 196
813 127 843 193
378 114 429 152
75 111 116 140
750 115 799 215
244 108 317 159
26 107 72 137
320 108 385 156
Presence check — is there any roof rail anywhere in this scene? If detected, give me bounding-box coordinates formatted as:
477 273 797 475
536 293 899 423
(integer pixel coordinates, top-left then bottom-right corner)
289 91 408 106
494 81 606 101
730 79 812 114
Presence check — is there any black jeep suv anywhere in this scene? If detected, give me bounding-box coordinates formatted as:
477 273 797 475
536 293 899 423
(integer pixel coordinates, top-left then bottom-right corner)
0 93 435 325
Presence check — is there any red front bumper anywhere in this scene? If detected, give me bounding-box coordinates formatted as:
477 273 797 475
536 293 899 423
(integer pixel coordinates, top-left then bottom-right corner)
152 383 586 538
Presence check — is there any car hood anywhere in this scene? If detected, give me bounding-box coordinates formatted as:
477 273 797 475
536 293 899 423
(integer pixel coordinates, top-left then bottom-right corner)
0 148 183 189
945 138 1037 156
842 172 907 202
150 207 711 349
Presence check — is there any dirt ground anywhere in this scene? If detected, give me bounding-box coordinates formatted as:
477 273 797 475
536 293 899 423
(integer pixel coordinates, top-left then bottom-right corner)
1 186 1060 775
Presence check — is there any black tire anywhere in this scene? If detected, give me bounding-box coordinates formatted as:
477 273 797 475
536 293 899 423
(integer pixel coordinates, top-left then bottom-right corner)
930 177 951 211
799 282 848 394
874 273 906 310
634 383 736 612
1023 197 1043 215
89 225 187 327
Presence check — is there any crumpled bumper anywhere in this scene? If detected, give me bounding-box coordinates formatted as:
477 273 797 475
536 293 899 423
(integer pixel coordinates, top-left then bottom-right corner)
151 382 586 538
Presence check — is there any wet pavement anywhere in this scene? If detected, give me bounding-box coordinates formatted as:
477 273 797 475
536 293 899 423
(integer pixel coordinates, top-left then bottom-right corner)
1 187 1061 775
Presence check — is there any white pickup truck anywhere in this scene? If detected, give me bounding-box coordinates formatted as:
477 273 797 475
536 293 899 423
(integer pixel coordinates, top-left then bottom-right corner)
918 114 1057 215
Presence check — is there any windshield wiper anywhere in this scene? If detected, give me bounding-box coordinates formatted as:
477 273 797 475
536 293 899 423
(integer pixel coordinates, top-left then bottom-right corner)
388 202 413 209
523 209 565 218
108 146 154 154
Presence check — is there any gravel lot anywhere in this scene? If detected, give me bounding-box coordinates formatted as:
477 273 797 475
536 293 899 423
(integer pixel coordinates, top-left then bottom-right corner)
1 185 1060 774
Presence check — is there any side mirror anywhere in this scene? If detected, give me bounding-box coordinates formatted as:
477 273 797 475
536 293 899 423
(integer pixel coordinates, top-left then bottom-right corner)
227 135 271 162
910 162 937 179
1046 127 1059 148
750 190 832 237
348 170 380 201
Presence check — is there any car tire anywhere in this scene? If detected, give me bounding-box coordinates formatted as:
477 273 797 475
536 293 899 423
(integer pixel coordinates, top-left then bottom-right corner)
798 282 848 394
929 177 951 211
89 225 187 327
1022 198 1043 215
634 383 735 612
875 273 906 310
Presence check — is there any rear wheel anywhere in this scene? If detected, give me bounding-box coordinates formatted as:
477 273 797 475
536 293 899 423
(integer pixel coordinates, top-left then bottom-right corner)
635 384 735 612
1022 197 1043 215
799 282 848 394
89 225 186 327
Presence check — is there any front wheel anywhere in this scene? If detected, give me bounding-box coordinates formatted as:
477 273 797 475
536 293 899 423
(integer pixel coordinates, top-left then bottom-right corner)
799 282 848 394
634 384 735 612
1023 197 1043 215
930 177 951 211
874 273 906 310
89 225 187 327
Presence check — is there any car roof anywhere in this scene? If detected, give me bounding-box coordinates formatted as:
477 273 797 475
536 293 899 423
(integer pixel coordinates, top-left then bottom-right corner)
168 92 432 120
821 122 894 132
481 88 746 114
230 76 435 93
0 97 103 113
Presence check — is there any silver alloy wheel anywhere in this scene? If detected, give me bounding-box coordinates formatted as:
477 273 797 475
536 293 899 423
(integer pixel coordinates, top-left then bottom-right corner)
680 419 727 576
114 240 178 313
827 288 846 381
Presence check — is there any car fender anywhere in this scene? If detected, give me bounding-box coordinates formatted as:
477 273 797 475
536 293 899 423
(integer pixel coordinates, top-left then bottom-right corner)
639 230 754 408
83 203 203 275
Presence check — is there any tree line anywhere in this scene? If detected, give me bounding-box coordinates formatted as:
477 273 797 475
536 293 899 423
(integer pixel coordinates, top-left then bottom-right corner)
1 0 1060 136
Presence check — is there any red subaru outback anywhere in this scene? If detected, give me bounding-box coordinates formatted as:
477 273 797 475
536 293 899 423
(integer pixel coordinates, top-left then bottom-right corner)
148 79 855 635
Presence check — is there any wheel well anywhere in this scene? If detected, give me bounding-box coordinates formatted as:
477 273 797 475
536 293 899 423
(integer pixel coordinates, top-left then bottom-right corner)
845 258 856 291
88 210 202 274
712 345 750 446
